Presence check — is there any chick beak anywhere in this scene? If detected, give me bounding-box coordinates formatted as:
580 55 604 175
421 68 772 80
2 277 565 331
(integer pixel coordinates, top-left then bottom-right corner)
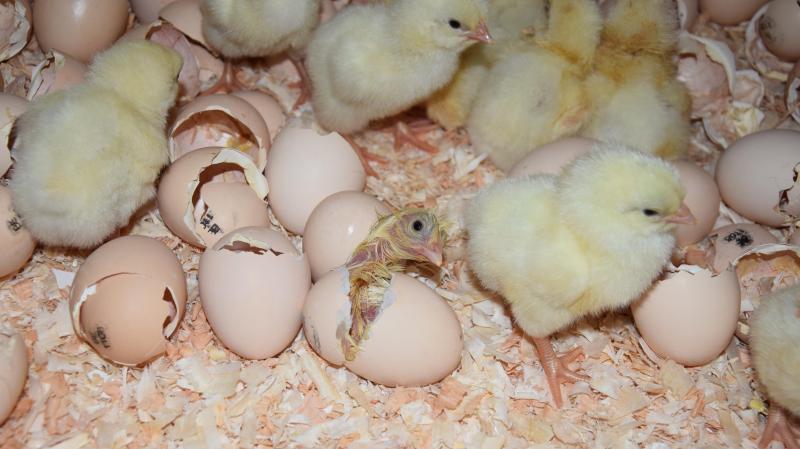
665 203 697 225
466 20 492 43
420 244 444 267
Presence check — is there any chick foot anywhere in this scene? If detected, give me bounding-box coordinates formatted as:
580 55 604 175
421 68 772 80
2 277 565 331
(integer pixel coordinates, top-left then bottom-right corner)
759 407 800 449
202 61 248 95
288 55 312 111
533 337 589 409
342 134 385 178
393 122 440 154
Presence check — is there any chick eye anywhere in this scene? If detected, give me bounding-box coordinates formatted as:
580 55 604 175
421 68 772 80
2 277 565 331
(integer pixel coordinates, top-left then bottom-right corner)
642 209 659 217
448 19 462 29
412 219 424 232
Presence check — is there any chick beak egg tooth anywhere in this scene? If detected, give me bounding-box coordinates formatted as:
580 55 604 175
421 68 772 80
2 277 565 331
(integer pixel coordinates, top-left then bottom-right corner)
666 204 697 225
466 20 492 43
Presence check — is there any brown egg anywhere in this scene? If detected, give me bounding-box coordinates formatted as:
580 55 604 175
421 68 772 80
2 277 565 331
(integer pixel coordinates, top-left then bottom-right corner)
709 224 779 274
759 0 800 62
157 147 269 248
32 0 129 63
508 137 597 178
632 266 741 366
304 191 391 281
677 0 699 29
26 51 87 100
158 0 208 49
699 0 768 25
69 236 187 366
231 91 286 140
0 186 35 279
673 160 721 247
131 0 177 23
0 94 28 177
0 325 27 425
303 270 463 387
199 227 311 359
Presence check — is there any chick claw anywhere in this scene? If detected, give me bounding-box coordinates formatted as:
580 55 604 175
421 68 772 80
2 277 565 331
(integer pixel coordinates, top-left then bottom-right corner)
759 407 800 449
533 337 589 409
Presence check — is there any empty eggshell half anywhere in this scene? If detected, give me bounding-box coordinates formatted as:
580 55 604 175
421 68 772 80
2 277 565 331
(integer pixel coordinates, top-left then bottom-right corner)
0 325 27 425
699 0 767 25
169 94 271 170
266 127 366 235
231 91 286 140
199 227 311 359
0 186 35 279
131 0 178 23
0 0 31 63
0 94 28 177
508 137 597 178
158 147 269 248
69 236 187 366
304 191 391 281
677 0 698 30
303 269 463 387
26 51 87 101
158 0 209 49
673 160 721 247
758 0 800 62
708 224 779 274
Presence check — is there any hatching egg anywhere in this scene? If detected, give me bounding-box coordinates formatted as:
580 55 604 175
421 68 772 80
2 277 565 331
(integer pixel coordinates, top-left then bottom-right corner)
699 0 767 25
677 0 698 29
709 224 779 274
303 270 462 387
0 94 28 177
304 191 391 281
632 266 740 366
759 0 800 62
32 0 129 63
715 129 800 227
0 186 35 279
69 236 187 366
157 147 269 248
673 160 721 247
131 0 177 23
266 127 366 235
0 325 27 425
26 51 87 100
199 227 311 359
231 91 286 140
508 137 597 178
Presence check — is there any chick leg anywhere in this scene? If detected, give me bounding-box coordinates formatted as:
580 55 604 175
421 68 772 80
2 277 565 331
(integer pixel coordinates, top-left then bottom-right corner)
532 337 589 409
342 134 385 178
202 61 248 95
287 54 312 111
393 122 440 154
759 407 800 449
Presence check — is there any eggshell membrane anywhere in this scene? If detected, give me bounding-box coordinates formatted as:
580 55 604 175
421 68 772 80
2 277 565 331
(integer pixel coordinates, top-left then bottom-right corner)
677 0 698 30
26 51 87 101
699 0 768 25
304 191 391 281
0 186 35 279
158 0 209 49
0 326 27 425
508 137 596 178
170 94 270 170
672 160 721 247
199 227 311 359
266 127 366 235
759 0 800 62
632 267 740 366
69 236 187 366
303 270 463 387
710 224 779 274
0 94 27 177
193 182 270 249
231 91 286 140
157 147 269 248
715 129 800 227
131 0 178 23
32 0 129 63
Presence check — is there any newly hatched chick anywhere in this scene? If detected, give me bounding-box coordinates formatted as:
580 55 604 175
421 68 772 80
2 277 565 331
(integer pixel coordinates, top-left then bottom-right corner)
578 0 691 160
466 0 603 171
339 208 447 361
307 0 491 152
749 284 800 449
465 144 694 407
9 40 182 249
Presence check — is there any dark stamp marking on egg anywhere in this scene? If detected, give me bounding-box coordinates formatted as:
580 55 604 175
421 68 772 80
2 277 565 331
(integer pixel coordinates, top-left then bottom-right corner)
90 326 111 349
6 216 21 233
723 229 754 248
199 210 222 235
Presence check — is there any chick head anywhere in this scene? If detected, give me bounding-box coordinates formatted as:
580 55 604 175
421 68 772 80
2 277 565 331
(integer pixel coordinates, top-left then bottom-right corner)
392 0 491 52
366 208 447 267
558 143 692 242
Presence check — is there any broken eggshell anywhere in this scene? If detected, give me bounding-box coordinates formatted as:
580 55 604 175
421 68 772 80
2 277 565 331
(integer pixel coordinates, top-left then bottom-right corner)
758 0 800 62
708 223 780 274
0 186 35 279
732 243 800 316
199 227 311 359
676 0 698 30
26 51 87 101
69 236 187 366
508 137 597 178
158 0 209 50
788 61 800 124
157 147 269 248
673 160 721 247
231 90 286 140
0 0 31 63
0 325 27 425
131 0 178 23
699 0 767 25
0 93 28 177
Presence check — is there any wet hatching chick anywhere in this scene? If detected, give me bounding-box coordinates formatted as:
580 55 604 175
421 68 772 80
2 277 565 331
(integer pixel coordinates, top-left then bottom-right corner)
578 0 691 160
8 40 182 249
749 284 800 449
466 0 603 171
465 144 695 407
339 208 447 361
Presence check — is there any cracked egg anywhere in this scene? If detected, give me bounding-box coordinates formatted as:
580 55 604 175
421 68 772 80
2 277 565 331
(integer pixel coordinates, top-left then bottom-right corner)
0 93 27 178
0 186 35 279
158 0 208 50
759 0 800 62
68 236 187 366
0 324 27 425
26 51 87 101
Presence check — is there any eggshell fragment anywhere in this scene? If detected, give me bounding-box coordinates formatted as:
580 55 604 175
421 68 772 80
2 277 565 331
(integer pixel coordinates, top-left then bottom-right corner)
231 91 286 140
266 127 366 234
26 51 87 101
710 224 779 274
69 236 187 366
0 93 27 177
303 270 463 387
131 0 178 23
632 267 741 366
677 0 698 30
0 325 27 425
0 186 35 279
787 61 799 124
199 227 311 359
699 0 767 25
508 137 596 178
304 191 391 281
673 160 721 247
0 0 31 63
32 0 129 63
758 0 800 62
158 0 208 49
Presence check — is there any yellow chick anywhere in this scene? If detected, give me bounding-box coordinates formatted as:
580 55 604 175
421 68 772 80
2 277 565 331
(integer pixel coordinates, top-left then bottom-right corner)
465 144 694 408
749 284 800 449
578 0 691 160
426 0 548 130
8 40 182 249
466 0 603 171
306 0 492 146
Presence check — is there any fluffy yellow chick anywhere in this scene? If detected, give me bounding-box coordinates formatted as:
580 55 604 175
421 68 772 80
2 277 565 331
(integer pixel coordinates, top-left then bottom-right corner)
578 0 691 160
465 144 694 407
749 284 800 449
466 0 603 171
307 0 491 144
426 0 547 130
8 40 182 249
